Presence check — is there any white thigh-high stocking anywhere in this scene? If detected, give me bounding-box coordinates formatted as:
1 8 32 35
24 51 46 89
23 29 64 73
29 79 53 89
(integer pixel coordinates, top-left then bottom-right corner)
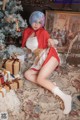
52 87 72 114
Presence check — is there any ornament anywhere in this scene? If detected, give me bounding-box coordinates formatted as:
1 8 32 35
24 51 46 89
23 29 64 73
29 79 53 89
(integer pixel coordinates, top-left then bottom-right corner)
16 20 20 32
5 15 13 23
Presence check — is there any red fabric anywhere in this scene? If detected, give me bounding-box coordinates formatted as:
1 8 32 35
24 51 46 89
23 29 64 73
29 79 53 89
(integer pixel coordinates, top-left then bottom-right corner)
31 68 39 71
22 27 50 48
0 75 4 84
43 47 60 66
22 27 60 66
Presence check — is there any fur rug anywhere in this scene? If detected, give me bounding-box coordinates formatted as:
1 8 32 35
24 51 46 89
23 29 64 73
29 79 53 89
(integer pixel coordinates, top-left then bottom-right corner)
1 57 80 120
0 90 20 114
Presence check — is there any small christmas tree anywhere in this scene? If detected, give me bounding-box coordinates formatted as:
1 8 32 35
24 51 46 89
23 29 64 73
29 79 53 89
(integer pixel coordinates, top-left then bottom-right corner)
0 0 28 46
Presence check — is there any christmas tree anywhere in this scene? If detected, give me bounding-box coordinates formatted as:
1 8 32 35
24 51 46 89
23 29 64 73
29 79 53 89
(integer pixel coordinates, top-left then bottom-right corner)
0 0 28 46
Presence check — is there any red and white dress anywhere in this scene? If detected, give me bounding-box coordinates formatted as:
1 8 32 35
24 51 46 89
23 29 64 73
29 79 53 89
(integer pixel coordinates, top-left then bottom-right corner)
22 27 60 71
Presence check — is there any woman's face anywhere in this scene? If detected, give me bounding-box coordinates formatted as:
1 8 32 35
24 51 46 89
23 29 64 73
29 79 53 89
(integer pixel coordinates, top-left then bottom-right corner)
31 21 42 30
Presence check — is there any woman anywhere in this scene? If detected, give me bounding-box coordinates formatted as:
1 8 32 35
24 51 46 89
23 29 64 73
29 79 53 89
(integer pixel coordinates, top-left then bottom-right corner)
22 11 72 114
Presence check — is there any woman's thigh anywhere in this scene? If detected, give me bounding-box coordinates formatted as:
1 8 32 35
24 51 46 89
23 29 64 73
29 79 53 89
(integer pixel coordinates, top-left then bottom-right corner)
38 57 59 79
25 69 38 77
24 69 39 82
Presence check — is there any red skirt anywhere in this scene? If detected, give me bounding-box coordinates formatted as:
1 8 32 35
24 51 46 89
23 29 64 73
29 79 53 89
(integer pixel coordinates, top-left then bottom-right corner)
43 47 60 66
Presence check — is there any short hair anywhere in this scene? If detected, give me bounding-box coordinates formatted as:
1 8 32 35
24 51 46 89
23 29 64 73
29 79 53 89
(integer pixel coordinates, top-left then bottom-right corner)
29 11 45 27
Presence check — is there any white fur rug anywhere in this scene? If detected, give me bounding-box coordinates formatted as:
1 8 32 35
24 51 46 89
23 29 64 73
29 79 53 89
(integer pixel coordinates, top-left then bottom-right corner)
0 89 20 114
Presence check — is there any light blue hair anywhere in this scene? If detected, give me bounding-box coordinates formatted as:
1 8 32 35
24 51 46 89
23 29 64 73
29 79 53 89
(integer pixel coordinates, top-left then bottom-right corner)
29 11 45 27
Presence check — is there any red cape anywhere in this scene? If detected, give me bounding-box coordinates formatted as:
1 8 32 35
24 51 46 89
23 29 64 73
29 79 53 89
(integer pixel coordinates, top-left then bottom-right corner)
22 27 50 48
22 27 60 66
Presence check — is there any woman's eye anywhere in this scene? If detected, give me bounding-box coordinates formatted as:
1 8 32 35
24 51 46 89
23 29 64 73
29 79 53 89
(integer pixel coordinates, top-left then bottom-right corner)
38 21 41 24
35 21 41 24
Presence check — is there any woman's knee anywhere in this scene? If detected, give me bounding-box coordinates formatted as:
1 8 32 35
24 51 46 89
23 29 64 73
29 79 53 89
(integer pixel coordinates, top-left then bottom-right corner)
37 75 45 84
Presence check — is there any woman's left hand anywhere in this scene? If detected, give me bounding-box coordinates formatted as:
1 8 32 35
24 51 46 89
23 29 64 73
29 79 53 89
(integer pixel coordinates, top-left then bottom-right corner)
48 38 54 47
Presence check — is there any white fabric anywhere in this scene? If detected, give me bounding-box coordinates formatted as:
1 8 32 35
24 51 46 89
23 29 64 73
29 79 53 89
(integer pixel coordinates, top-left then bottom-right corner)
31 48 50 70
52 87 72 114
26 36 38 52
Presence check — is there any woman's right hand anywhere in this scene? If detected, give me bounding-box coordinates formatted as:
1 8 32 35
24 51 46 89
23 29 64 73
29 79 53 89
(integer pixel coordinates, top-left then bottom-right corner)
48 38 54 47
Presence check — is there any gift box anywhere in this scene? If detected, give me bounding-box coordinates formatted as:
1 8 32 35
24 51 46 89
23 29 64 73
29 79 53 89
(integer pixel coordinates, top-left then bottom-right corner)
2 78 23 91
0 69 11 82
3 69 10 82
0 73 4 85
2 82 11 92
2 58 20 75
9 78 23 90
3 84 10 92
8 80 19 90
